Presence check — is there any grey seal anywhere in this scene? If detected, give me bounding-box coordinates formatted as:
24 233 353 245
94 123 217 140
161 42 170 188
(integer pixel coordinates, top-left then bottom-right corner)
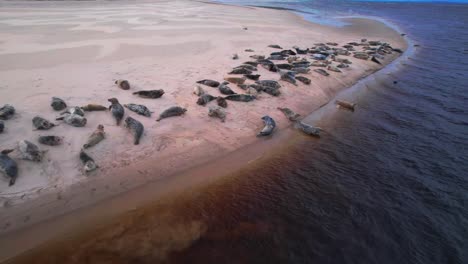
234 64 257 71
208 106 226 122
232 53 239 60
56 113 87 127
280 71 297 85
80 149 98 174
249 55 265 60
280 49 296 56
132 89 165 99
0 104 15 120
371 56 382 64
83 124 105 149
314 69 330 76
224 94 256 102
197 94 217 106
219 83 237 95
336 100 356 111
267 55 286 61
257 116 276 137
294 47 309 54
296 76 311 85
275 64 293 70
311 61 328 67
337 63 350 68
156 106 187 121
217 97 228 108
0 149 18 186
353 53 369 60
327 65 342 73
115 79 130 90
277 107 301 121
326 42 338 46
292 67 311 74
124 116 144 145
224 76 246 85
124 103 152 117
38 136 63 146
245 49 254 52
32 116 56 130
0 121 4 133
61 106 85 117
108 98 125 125
81 104 107 111
268 44 282 49
294 121 321 137
244 74 260 81
197 79 220 87
263 86 281 96
255 80 280 89
18 140 46 162
51 97 67 111
193 85 205 96
229 68 252 75
243 61 259 67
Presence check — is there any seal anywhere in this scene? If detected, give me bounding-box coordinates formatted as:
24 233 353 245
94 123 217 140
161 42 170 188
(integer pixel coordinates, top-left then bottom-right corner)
0 149 18 186
234 64 257 71
124 116 144 145
326 42 338 46
124 103 152 117
194 85 205 96
0 121 4 133
257 116 276 137
115 79 130 90
262 64 279 72
197 94 217 106
156 106 187 121
32 116 56 130
245 49 254 52
277 107 301 121
224 76 246 85
38 136 63 146
229 68 252 75
224 94 256 102
107 98 125 125
18 140 46 162
292 61 311 68
280 71 297 85
311 61 328 67
197 79 220 87
294 47 309 54
243 61 259 67
81 104 107 111
219 83 237 95
61 106 85 117
268 44 282 49
56 113 87 127
275 64 293 70
255 80 281 89
337 63 350 68
267 55 286 61
336 100 356 111
232 53 239 60
314 69 330 77
244 74 260 81
80 149 98 174
208 106 226 122
51 97 67 111
263 86 281 96
327 65 342 73
292 67 310 74
294 121 321 137
249 55 265 60
280 49 297 56
0 104 15 120
247 87 258 96
132 89 165 99
287 56 299 63
353 53 369 60
217 97 228 108
83 124 105 149
371 56 382 64
296 76 311 85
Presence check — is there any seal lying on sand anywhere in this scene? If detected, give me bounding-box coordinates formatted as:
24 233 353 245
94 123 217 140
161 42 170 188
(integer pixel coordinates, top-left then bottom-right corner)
224 94 256 102
197 79 220 87
81 104 107 111
229 68 252 75
243 61 259 67
0 104 15 120
115 79 130 90
371 56 382 64
314 69 330 77
38 136 63 146
256 80 280 89
296 76 311 85
0 149 18 186
277 107 301 121
224 76 246 85
0 121 4 133
294 121 321 137
197 94 217 106
80 149 98 174
157 106 187 121
263 86 281 96
193 85 205 96
56 113 87 127
234 64 257 71
124 103 152 117
244 74 260 81
217 97 228 108
292 67 310 74
219 83 237 95
336 100 356 111
18 140 46 162
83 125 105 149
61 106 85 117
257 116 276 137
280 71 297 85
208 106 226 122
108 98 124 125
51 97 67 111
268 44 282 49
33 116 56 130
124 116 144 145
327 66 342 73
132 89 165 99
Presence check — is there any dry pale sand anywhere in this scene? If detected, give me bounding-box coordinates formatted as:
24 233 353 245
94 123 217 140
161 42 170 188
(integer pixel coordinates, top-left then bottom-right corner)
0 0 406 240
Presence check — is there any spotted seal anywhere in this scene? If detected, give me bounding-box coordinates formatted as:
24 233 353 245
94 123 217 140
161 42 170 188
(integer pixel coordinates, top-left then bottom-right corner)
193 85 205 96
314 69 330 76
197 94 217 106
277 107 301 121
217 97 228 108
157 106 187 121
294 121 321 137
0 104 15 120
229 68 252 75
197 79 220 87
32 116 56 130
81 104 107 111
0 149 18 186
292 67 311 74
268 44 282 49
219 83 236 95
224 94 256 102
224 76 246 85
257 116 276 137
327 65 342 73
234 64 257 71
132 89 165 99
38 136 63 146
280 71 296 85
124 103 152 117
124 116 144 145
208 106 226 122
56 113 87 127
255 80 281 89
296 76 311 85
18 140 46 162
275 64 293 70
108 98 125 125
80 149 98 174
115 79 130 90
61 106 85 117
51 97 67 111
83 124 105 149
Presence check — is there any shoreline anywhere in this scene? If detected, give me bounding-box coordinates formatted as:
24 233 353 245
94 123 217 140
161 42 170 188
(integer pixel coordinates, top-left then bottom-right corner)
0 0 407 261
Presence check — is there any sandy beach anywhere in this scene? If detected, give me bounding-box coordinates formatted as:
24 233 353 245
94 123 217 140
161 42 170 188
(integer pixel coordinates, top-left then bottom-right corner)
0 0 406 258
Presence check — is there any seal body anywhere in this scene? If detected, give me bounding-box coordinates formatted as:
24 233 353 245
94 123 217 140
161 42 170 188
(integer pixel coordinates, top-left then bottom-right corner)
0 104 15 120
255 80 280 89
51 97 67 111
132 90 165 99
81 104 107 111
80 149 98 174
38 136 63 146
0 150 18 186
197 94 216 106
280 71 297 85
124 116 144 145
33 116 56 130
83 125 105 149
108 98 125 125
18 140 46 162
208 106 226 122
229 68 252 75
124 103 152 117
223 76 246 85
57 113 87 127
314 69 330 76
218 83 236 95
224 94 256 102
268 44 282 49
257 116 276 137
193 85 205 96
157 106 187 121
216 97 227 108
115 79 130 90
61 106 85 117
277 107 301 121
327 66 341 73
294 121 321 137
296 76 311 85
244 74 260 81
292 67 310 74
196 79 220 87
